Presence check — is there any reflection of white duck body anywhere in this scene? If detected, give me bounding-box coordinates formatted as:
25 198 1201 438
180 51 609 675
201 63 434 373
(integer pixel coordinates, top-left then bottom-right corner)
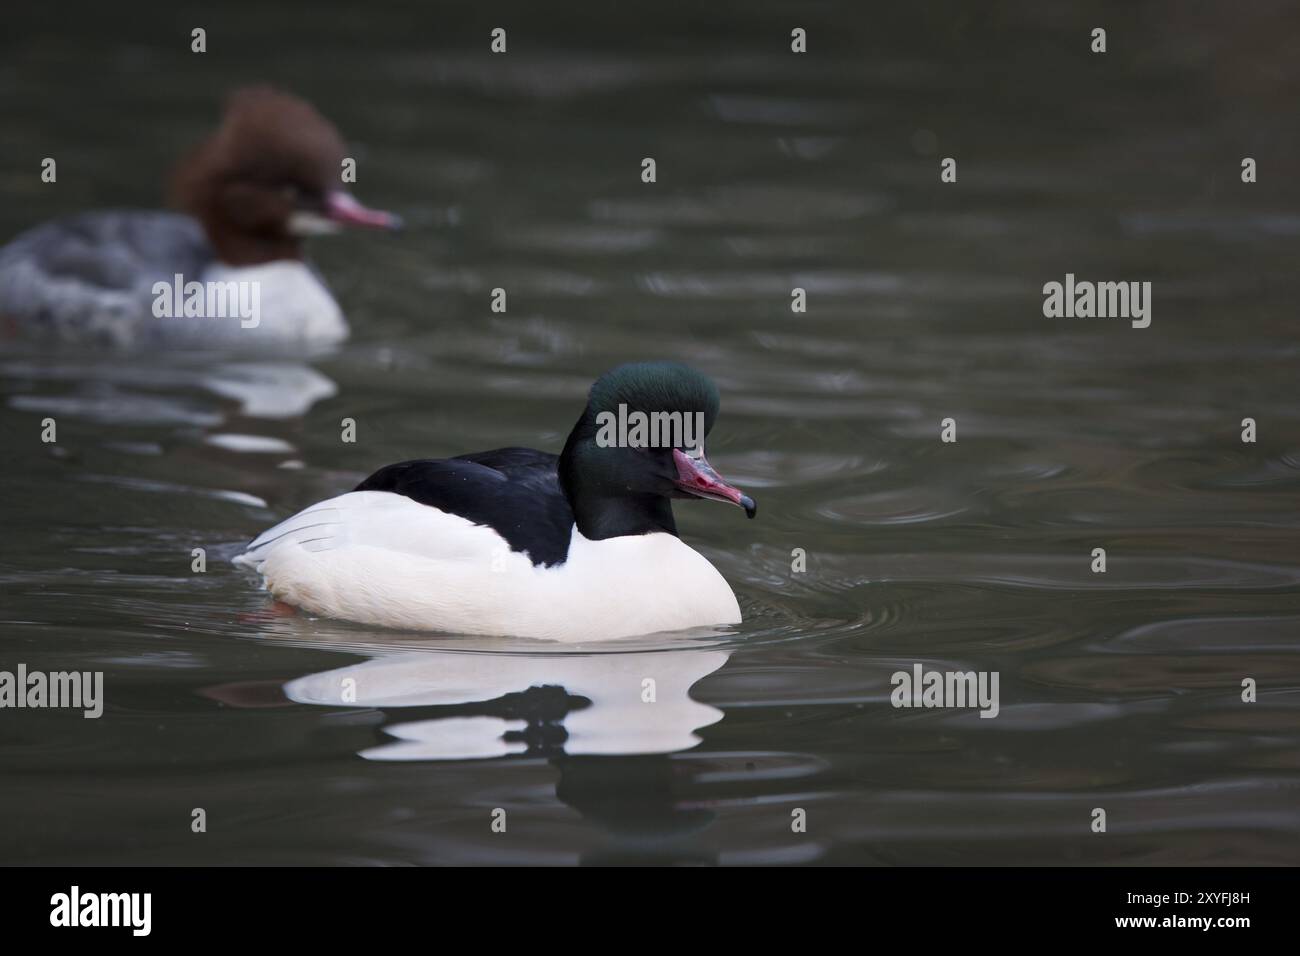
283 647 731 760
201 361 338 419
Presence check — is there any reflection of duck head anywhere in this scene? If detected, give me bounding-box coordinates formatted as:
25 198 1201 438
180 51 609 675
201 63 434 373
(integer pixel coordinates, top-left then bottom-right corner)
553 754 720 864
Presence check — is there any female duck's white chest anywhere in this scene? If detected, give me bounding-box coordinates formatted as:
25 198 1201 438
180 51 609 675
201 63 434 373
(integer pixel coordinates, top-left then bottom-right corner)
151 260 347 347
200 261 347 344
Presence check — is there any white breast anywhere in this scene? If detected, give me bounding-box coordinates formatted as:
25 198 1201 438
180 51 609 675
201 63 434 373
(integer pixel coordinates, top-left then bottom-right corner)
233 491 742 641
197 261 345 348
149 261 348 347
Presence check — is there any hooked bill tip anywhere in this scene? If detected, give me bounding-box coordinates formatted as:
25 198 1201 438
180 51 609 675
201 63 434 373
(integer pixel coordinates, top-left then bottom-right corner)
740 495 757 519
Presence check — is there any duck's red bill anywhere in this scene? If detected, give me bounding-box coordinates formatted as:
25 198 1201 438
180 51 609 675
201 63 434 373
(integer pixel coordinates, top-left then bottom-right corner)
325 190 403 230
672 448 756 518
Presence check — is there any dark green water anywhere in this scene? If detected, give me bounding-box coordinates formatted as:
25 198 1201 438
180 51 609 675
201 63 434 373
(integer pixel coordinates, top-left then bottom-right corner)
1 2 1298 864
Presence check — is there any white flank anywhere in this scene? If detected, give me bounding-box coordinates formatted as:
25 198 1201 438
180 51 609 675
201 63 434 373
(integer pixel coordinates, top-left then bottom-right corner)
234 491 741 641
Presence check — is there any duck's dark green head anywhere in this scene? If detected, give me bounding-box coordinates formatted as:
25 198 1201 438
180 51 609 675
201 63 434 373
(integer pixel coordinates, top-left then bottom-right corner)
586 361 721 435
560 362 755 540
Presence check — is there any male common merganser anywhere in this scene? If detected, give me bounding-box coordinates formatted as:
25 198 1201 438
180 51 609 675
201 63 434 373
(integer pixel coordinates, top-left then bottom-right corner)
234 362 757 641
0 87 399 348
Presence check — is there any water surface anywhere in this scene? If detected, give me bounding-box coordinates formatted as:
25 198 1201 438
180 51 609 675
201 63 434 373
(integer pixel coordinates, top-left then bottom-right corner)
2 2 1298 865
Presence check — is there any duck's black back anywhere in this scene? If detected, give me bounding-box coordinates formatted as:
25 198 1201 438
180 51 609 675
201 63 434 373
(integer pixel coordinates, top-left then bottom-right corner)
354 447 575 567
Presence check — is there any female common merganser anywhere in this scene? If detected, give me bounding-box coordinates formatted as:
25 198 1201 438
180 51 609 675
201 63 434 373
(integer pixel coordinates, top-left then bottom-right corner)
234 362 757 641
0 87 399 348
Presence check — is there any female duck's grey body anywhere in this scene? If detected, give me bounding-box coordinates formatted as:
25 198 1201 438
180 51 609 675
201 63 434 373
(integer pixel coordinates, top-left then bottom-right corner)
0 211 347 348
